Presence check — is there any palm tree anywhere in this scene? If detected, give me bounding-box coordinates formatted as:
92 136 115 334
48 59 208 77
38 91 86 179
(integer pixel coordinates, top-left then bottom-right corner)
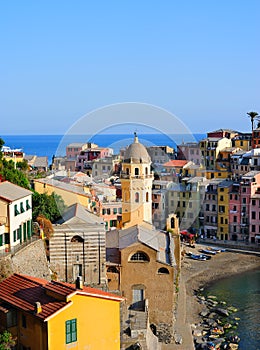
247 111 259 131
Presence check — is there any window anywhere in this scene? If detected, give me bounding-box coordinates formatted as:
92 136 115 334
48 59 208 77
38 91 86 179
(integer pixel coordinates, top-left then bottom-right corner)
135 168 139 176
113 208 117 214
135 192 139 203
66 319 77 344
14 204 19 216
252 199 256 206
234 216 237 223
0 235 3 246
107 208 111 215
130 251 149 262
20 202 25 213
252 212 256 220
146 192 149 202
220 196 224 201
26 199 31 210
252 225 256 233
158 267 169 274
13 230 16 242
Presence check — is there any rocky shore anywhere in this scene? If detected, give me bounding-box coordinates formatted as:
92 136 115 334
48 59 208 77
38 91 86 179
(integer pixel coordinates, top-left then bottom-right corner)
170 243 260 350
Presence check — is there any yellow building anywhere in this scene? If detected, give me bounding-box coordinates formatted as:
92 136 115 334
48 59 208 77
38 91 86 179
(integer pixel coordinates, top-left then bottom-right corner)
0 273 123 350
34 178 91 208
217 180 233 240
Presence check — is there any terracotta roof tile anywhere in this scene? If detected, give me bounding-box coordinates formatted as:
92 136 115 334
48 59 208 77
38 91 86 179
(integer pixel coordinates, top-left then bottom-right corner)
0 274 123 321
163 160 189 167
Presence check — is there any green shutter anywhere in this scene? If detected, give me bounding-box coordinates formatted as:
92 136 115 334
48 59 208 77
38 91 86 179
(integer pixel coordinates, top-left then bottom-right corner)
65 319 77 344
0 235 3 246
13 231 16 242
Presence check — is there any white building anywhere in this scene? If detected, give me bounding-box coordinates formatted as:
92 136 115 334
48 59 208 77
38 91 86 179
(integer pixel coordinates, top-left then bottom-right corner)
0 181 32 253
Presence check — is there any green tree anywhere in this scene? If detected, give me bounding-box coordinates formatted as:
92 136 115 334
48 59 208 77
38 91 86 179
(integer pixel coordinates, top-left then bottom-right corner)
32 192 66 222
0 331 16 350
247 111 259 131
0 158 30 189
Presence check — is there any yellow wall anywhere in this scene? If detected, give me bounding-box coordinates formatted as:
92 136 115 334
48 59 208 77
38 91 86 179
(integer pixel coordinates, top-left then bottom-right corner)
217 187 229 239
34 181 91 208
48 293 121 350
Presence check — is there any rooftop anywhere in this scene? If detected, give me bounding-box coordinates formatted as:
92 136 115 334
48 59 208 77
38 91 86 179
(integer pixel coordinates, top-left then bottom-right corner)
0 181 32 202
0 274 123 321
163 160 189 167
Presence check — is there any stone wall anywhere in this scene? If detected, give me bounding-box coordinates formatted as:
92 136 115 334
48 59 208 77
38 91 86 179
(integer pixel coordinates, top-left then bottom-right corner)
0 239 51 282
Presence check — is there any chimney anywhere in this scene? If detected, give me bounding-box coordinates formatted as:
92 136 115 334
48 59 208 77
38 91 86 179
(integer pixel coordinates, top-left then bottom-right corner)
75 276 83 290
35 302 42 314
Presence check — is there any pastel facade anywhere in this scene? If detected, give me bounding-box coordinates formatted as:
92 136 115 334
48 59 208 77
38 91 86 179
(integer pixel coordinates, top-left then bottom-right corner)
0 181 32 253
200 137 232 170
0 273 123 350
217 180 233 240
177 142 202 165
34 178 91 209
228 183 241 240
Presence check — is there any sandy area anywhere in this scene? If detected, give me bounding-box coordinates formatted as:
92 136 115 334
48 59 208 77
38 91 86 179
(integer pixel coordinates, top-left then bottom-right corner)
180 243 260 325
161 244 260 349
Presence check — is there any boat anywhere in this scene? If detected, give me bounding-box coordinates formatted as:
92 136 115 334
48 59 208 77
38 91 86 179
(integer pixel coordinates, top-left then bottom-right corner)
188 253 211 261
208 246 226 253
199 249 216 255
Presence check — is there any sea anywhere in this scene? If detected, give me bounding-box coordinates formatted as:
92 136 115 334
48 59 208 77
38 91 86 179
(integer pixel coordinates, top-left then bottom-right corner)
1 133 206 164
206 269 260 350
1 133 259 349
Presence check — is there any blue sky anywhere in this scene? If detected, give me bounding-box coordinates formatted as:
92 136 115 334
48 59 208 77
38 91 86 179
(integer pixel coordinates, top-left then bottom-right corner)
0 1 259 135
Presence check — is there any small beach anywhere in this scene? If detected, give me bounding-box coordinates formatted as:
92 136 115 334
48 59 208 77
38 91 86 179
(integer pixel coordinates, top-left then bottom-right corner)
168 244 260 350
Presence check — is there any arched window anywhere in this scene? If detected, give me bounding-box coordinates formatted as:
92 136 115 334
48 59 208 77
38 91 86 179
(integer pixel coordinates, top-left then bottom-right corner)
71 235 84 243
126 168 129 175
135 192 139 203
171 217 175 229
158 267 169 274
130 251 150 262
135 167 139 176
145 167 148 175
146 192 149 202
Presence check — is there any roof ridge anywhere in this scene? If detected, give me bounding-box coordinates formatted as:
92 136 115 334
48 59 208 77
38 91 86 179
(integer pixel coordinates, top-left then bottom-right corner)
14 273 48 286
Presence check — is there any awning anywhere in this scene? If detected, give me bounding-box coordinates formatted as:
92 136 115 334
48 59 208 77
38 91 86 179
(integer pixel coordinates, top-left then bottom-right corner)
255 235 260 240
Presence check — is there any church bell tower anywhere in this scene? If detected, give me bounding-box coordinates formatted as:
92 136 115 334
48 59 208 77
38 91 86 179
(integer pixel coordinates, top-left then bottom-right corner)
120 133 154 228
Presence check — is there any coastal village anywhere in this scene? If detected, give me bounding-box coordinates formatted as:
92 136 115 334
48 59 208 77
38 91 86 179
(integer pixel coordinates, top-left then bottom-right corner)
0 116 260 350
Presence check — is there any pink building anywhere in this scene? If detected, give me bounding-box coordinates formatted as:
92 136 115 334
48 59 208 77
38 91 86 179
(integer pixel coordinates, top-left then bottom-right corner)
177 142 202 165
66 142 90 159
240 171 260 243
250 186 260 244
76 147 113 172
229 183 241 241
